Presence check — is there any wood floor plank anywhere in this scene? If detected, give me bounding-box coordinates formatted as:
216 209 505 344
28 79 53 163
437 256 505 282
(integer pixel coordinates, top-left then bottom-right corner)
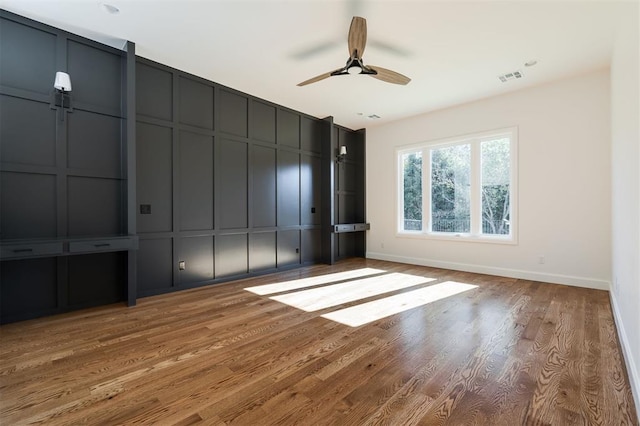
599 301 637 426
0 258 636 425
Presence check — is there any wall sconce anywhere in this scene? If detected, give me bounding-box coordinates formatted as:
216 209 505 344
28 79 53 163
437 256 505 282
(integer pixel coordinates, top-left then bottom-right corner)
52 71 73 121
336 145 347 163
54 71 72 92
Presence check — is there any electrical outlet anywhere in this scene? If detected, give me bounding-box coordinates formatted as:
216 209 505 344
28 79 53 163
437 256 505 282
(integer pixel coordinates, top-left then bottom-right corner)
179 261 186 270
381 242 385 249
295 248 299 254
538 256 545 265
140 204 151 214
613 276 618 293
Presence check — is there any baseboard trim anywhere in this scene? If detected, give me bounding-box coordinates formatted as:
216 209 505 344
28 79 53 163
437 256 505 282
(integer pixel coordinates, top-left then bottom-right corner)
365 252 610 290
610 291 640 421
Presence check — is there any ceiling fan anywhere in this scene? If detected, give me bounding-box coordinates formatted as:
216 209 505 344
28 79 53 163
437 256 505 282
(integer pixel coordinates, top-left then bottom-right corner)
297 17 411 87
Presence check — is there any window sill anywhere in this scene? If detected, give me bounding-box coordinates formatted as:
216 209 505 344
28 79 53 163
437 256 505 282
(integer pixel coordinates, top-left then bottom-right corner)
396 231 517 245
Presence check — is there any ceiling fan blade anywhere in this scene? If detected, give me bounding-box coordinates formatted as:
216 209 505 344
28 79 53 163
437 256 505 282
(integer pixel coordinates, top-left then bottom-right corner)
291 40 339 60
348 16 367 58
297 69 342 87
368 39 411 57
368 65 411 85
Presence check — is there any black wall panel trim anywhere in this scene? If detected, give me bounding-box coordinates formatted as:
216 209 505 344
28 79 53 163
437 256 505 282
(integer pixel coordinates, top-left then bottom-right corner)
252 100 276 143
179 235 214 285
277 229 301 267
301 116 321 154
136 62 173 121
302 229 321 265
218 139 248 229
136 122 173 233
0 95 56 166
134 56 339 296
0 17 57 95
0 172 57 239
301 154 321 226
219 89 248 138
277 109 300 148
179 76 214 130
67 39 122 113
252 145 277 228
137 238 173 294
250 231 277 271
179 131 214 231
216 233 248 278
67 176 123 236
277 150 300 227
67 110 122 175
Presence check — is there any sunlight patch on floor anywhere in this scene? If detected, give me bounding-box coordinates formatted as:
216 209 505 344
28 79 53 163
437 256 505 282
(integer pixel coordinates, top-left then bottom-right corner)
269 273 436 312
321 281 478 327
244 268 386 295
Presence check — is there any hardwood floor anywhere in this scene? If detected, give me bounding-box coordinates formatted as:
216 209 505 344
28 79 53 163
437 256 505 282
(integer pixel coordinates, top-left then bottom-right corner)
0 259 637 425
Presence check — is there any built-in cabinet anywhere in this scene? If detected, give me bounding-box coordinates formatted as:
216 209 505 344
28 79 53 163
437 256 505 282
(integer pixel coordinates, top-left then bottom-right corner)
0 9 368 323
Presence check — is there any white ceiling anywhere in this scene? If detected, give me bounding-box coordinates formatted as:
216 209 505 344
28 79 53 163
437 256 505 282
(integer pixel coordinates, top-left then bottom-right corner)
0 0 633 129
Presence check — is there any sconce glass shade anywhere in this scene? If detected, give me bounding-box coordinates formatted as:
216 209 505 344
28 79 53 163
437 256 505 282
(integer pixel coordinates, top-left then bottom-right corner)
339 146 347 156
54 72 72 92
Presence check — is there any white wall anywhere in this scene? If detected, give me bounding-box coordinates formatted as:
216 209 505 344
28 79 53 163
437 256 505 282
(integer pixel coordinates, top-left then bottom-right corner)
610 4 640 414
366 70 611 290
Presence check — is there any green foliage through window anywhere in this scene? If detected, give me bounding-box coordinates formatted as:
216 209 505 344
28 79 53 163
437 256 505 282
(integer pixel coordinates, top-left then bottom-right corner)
431 144 470 233
402 152 422 230
399 130 515 239
481 138 510 235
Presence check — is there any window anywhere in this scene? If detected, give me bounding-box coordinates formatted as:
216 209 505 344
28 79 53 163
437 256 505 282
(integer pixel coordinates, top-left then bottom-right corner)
398 128 517 242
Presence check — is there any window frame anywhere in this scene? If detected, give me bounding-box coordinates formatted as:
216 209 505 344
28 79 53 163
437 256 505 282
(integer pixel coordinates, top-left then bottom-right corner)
396 127 518 244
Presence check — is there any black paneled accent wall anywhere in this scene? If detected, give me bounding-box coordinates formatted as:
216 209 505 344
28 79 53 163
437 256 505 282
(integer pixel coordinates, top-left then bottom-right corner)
0 10 136 323
334 126 366 260
1 9 367 322
135 58 333 297
320 118 367 264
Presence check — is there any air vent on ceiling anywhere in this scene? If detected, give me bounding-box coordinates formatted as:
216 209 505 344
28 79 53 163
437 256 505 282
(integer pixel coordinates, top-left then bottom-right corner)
498 70 523 83
367 114 381 120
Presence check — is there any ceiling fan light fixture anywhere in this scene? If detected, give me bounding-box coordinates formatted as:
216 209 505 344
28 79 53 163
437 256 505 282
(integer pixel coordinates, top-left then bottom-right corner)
347 65 362 75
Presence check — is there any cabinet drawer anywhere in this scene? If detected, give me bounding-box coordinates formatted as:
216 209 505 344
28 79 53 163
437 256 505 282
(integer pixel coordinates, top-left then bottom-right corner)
334 224 355 233
333 223 370 233
1 242 64 260
69 238 134 254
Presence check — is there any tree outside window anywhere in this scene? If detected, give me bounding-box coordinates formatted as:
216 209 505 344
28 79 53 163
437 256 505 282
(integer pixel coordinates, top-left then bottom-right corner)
431 144 470 233
481 138 510 235
399 128 516 242
402 152 422 230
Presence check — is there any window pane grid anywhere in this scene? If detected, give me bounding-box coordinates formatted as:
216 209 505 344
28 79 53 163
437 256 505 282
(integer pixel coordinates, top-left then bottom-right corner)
430 144 470 234
398 129 516 242
481 138 511 236
402 151 422 231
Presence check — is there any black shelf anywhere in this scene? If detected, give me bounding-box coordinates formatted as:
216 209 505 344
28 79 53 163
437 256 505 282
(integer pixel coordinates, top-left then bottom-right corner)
333 223 370 233
1 236 138 261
